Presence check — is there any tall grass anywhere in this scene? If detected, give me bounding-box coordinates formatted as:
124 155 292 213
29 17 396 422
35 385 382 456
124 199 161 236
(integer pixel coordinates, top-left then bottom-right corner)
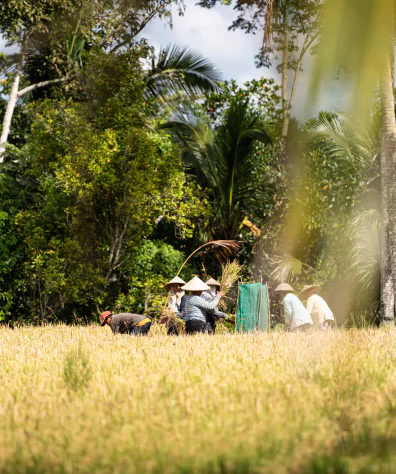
63 340 93 392
0 326 395 473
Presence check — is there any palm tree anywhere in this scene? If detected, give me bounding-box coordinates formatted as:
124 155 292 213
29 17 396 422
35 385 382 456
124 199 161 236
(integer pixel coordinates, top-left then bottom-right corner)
307 111 380 179
317 113 381 283
144 44 221 101
272 111 381 323
313 0 396 324
160 99 272 239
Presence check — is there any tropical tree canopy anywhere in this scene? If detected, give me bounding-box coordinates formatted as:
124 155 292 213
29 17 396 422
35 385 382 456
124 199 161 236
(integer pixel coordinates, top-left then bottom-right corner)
1 0 395 328
160 99 272 239
145 44 221 101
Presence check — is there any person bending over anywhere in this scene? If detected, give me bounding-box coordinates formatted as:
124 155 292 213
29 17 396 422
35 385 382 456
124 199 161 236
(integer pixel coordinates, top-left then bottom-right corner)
100 311 152 335
300 285 335 330
274 283 313 332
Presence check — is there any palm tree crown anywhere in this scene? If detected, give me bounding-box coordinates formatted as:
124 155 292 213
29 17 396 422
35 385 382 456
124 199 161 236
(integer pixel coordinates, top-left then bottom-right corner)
160 99 272 238
145 44 222 101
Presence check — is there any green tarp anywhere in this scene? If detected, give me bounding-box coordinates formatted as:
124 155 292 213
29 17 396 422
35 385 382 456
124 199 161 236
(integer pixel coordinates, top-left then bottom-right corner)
236 283 269 332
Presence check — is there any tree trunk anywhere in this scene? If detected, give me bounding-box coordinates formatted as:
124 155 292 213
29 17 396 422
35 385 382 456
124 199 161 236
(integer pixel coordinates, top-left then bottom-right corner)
0 34 29 162
281 10 289 139
380 56 396 323
0 54 73 161
0 63 23 162
17 76 73 98
282 31 318 139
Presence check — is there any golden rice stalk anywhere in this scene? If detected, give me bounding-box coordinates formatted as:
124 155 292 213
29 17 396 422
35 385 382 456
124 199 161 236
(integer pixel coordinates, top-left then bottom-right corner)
158 309 178 324
220 260 243 294
158 309 185 334
163 240 241 311
218 260 243 310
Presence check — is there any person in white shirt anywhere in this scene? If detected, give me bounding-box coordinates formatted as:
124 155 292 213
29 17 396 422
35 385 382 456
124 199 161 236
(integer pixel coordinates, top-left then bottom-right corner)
299 285 335 330
274 283 313 332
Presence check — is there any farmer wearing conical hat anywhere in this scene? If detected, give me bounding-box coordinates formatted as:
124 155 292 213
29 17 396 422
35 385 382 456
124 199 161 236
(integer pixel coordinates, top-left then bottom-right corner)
300 285 335 330
274 283 313 332
201 277 227 334
164 276 186 316
182 276 225 334
163 276 187 335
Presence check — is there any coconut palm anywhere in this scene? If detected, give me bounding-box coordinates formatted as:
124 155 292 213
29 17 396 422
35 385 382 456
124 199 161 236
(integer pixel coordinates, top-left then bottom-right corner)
272 110 381 321
144 44 221 101
313 0 396 323
307 111 380 179
160 99 272 239
309 111 381 294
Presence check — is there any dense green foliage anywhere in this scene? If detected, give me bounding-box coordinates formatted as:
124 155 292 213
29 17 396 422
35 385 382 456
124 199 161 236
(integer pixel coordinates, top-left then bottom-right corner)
0 49 209 323
161 99 273 239
0 0 388 326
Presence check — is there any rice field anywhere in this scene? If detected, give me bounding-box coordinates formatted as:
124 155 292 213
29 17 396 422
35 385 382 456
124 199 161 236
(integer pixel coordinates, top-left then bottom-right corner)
0 325 395 473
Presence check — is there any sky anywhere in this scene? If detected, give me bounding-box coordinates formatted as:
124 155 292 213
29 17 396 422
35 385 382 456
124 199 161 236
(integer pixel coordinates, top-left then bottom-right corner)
139 1 349 120
0 0 349 120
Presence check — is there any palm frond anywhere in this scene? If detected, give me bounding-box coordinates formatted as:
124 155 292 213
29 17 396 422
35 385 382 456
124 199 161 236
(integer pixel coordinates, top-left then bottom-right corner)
160 99 273 238
271 253 303 283
217 101 272 218
145 44 221 99
159 112 219 192
176 240 242 276
307 111 379 169
334 209 380 293
271 253 318 284
308 114 353 161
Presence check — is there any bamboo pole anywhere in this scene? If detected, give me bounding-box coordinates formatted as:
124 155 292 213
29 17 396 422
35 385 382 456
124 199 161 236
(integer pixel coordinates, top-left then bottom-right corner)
235 281 241 333
266 281 270 332
257 281 263 331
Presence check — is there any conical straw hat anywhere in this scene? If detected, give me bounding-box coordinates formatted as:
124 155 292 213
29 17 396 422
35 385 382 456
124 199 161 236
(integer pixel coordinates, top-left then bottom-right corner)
206 277 221 288
274 283 295 293
164 276 186 290
299 284 320 297
182 276 210 292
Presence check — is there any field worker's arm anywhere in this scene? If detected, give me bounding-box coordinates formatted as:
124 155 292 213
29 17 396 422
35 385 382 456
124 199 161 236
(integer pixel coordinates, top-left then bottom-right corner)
206 307 227 319
192 295 220 310
306 296 313 314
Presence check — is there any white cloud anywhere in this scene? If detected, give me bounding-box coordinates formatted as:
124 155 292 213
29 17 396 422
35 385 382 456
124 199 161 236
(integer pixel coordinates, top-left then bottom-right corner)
139 1 345 119
0 1 346 120
0 36 18 54
138 1 278 84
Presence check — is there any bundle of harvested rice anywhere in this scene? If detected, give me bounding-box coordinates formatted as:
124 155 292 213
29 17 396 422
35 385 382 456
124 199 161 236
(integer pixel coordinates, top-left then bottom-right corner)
218 260 243 310
158 309 185 334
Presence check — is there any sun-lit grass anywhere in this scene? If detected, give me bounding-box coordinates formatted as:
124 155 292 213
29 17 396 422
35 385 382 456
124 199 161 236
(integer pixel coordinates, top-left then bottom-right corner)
0 325 395 473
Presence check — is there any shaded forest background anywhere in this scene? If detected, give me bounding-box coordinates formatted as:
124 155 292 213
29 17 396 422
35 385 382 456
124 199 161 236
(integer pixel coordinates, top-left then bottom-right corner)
0 0 382 326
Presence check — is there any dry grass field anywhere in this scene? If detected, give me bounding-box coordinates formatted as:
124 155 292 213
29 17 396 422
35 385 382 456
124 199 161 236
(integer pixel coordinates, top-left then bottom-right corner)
0 325 395 474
